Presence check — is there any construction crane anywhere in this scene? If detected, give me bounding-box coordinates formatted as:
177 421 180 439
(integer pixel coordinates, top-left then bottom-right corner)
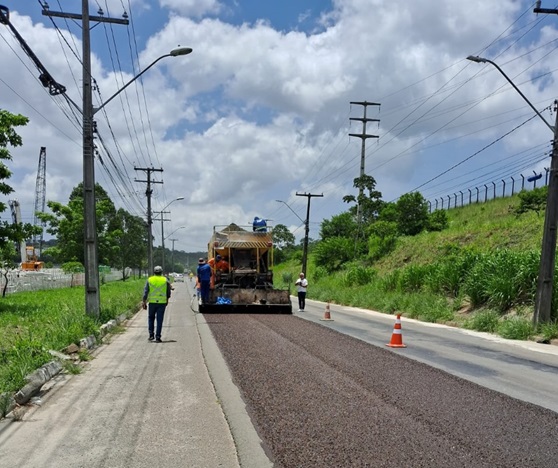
33 147 46 257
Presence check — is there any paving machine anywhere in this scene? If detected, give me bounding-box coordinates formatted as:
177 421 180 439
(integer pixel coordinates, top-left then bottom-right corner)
198 223 292 314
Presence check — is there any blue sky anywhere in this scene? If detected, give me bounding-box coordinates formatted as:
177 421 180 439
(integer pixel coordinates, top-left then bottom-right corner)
1 0 558 253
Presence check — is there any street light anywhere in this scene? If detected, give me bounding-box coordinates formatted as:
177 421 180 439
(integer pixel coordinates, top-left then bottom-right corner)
163 226 185 273
276 199 305 224
276 199 309 274
157 197 185 273
165 226 186 241
467 54 558 325
83 47 192 317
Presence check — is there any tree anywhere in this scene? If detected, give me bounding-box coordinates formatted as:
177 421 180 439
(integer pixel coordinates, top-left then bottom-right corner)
61 261 84 287
0 110 40 284
395 192 429 236
272 224 296 249
378 202 398 223
367 220 398 261
320 211 358 240
314 236 354 272
111 209 148 279
343 175 385 224
38 183 117 265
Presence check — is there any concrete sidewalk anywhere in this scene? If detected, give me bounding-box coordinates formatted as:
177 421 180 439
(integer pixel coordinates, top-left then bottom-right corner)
0 281 270 468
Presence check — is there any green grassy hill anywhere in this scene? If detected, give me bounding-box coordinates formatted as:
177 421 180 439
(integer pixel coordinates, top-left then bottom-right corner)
277 194 558 342
375 195 543 273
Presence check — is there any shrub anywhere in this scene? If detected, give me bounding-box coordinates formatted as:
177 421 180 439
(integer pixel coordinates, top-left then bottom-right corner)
514 187 547 216
464 310 500 333
497 316 534 340
399 264 430 292
538 321 558 342
343 265 376 287
428 209 449 232
380 270 401 292
425 248 479 297
462 250 538 311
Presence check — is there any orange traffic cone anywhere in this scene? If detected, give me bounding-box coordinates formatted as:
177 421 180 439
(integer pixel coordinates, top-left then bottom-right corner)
320 302 334 321
386 313 406 348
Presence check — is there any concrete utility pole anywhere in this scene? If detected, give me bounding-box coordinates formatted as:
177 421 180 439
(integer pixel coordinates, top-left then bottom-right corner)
532 0 558 326
169 238 178 272
135 167 163 274
349 101 380 226
156 211 170 272
43 1 129 318
534 103 558 325
296 192 324 277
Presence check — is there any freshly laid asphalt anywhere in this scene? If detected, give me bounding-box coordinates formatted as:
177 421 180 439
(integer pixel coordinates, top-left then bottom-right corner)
0 281 271 468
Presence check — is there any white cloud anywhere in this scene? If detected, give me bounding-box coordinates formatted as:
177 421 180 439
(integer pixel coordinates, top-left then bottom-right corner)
159 0 222 17
1 1 555 253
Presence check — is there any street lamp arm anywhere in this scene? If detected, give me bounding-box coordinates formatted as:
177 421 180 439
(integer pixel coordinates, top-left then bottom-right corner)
161 196 185 212
466 55 554 133
275 200 305 224
94 47 192 115
165 226 186 241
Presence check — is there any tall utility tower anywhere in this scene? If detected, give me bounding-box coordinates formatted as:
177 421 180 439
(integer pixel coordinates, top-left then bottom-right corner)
33 147 46 257
349 101 380 226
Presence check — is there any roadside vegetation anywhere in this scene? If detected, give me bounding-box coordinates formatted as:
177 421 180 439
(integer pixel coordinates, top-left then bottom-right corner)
0 279 143 394
274 183 558 344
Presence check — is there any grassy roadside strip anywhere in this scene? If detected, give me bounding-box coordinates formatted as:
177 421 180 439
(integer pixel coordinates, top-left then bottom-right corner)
0 279 144 395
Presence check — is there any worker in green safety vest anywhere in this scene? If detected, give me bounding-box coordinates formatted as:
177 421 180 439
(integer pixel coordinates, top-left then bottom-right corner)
142 265 172 342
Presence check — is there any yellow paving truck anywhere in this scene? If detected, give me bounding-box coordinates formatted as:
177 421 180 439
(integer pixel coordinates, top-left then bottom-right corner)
198 223 292 314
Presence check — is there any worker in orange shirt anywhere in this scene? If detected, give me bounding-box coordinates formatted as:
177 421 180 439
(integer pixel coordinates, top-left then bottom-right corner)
215 255 229 273
209 254 229 287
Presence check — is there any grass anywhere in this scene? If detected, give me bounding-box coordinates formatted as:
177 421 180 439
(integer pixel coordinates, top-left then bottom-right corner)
275 194 558 343
0 279 143 394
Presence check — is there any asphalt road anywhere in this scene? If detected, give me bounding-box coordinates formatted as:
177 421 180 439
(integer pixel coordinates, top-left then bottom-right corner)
206 310 558 467
294 299 558 413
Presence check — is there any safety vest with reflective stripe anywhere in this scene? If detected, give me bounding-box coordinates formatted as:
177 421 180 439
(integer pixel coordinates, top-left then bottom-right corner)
147 276 168 304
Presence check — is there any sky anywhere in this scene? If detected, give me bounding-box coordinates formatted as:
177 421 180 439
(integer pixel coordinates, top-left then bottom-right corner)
1 0 558 254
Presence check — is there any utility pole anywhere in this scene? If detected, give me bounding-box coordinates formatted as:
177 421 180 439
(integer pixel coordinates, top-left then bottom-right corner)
170 238 178 273
534 1 558 14
349 101 380 226
135 167 163 274
533 0 558 326
534 102 558 324
42 1 128 318
155 210 171 272
296 192 324 276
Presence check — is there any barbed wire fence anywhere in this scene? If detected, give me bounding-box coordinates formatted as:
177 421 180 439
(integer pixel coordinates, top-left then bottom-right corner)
427 169 548 212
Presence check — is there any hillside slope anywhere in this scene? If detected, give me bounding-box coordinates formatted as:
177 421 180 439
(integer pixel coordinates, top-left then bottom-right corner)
375 195 543 274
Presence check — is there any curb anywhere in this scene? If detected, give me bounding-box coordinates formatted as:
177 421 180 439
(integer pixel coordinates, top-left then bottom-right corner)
1 312 131 419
